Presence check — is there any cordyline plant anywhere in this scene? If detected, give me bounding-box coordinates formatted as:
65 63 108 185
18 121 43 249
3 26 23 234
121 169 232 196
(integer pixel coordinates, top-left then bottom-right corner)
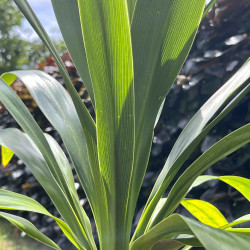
0 0 250 249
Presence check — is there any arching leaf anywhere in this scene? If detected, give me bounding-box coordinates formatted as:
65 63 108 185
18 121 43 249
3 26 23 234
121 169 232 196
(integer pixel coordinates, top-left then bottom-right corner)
0 212 60 250
181 199 228 228
130 214 250 250
0 189 80 249
150 123 250 228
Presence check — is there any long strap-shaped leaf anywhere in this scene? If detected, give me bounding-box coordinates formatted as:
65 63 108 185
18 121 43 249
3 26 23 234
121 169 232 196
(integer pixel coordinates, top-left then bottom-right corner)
13 0 96 141
191 175 250 203
2 70 108 248
12 2 99 221
0 212 60 250
221 215 250 229
12 2 101 241
130 214 250 250
0 128 94 249
151 1 220 130
0 189 80 249
50 0 94 104
0 74 95 248
0 76 90 233
133 59 250 240
150 123 250 227
127 0 206 237
11 1 111 247
0 78 65 195
151 58 250 206
78 1 134 249
11 4 99 217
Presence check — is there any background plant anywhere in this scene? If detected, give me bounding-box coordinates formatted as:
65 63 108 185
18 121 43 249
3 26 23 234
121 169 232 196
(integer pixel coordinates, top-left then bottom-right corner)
0 0 26 74
0 0 67 74
0 0 250 250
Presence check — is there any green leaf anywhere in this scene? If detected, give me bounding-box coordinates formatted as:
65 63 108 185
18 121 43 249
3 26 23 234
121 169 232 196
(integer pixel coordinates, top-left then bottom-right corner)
202 0 217 19
2 70 107 246
150 124 250 227
0 189 80 249
190 175 218 190
221 215 250 229
12 0 97 168
226 228 250 236
130 214 250 250
0 211 60 250
1 145 14 166
154 99 165 128
151 239 185 250
0 128 94 249
78 1 135 249
181 199 228 228
191 175 250 203
50 0 94 104
129 0 206 240
0 75 96 248
150 59 250 206
44 133 96 248
219 176 250 201
134 59 250 240
11 4 99 216
0 77 69 198
189 176 250 229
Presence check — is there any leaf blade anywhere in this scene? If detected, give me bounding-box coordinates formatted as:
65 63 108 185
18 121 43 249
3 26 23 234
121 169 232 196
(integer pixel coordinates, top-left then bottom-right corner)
0 211 60 250
0 128 93 249
151 124 250 227
0 189 80 249
2 70 107 245
129 0 206 240
78 1 135 248
130 214 250 250
50 0 94 104
181 199 228 228
134 59 250 240
12 0 97 167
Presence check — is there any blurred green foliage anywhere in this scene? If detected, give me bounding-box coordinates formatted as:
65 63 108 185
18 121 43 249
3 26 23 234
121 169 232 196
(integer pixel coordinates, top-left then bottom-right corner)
0 0 67 74
0 0 25 74
20 39 67 69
